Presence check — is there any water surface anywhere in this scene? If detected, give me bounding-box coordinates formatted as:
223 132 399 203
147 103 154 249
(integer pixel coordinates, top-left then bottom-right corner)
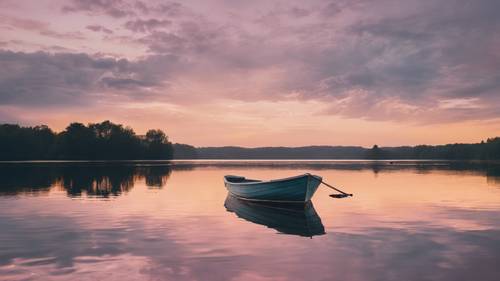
1 161 500 281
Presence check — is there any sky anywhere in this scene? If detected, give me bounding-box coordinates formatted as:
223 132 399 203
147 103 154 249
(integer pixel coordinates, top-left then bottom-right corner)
0 0 499 147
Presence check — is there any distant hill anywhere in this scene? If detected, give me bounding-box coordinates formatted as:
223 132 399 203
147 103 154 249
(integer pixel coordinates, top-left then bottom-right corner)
172 143 198 159
196 146 366 159
173 139 500 160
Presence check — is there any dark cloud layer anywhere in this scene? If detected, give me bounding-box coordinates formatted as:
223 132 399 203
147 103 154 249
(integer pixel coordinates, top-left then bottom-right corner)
1 0 500 123
0 50 182 106
253 0 500 121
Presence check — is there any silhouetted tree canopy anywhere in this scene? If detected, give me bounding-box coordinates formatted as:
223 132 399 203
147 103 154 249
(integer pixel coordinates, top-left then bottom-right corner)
0 121 173 160
144 129 173 159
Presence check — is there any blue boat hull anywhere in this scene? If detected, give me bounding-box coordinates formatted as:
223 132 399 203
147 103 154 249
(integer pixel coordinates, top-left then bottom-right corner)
224 174 322 203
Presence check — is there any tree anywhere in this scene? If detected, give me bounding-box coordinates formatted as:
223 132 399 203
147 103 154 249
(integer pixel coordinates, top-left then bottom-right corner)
144 129 173 159
57 122 95 159
88 121 141 159
0 124 58 160
146 129 167 144
0 121 175 160
366 144 386 159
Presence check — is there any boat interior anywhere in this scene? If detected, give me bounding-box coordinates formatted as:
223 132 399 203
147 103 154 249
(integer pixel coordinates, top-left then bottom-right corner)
225 175 262 183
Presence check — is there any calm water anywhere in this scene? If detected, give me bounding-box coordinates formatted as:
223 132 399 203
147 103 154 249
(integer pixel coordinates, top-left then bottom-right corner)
1 160 500 281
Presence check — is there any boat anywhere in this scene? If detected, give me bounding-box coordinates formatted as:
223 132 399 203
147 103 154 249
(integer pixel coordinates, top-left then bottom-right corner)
224 173 322 203
224 194 325 237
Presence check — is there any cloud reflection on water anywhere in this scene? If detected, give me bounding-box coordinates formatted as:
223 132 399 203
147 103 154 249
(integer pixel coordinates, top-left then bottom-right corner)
1 211 499 281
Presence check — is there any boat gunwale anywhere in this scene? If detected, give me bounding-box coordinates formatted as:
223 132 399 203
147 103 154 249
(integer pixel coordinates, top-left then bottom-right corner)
224 173 320 186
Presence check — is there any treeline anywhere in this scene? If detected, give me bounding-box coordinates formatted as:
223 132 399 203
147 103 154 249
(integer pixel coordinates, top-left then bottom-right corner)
366 140 500 160
174 139 500 160
193 146 366 159
2 121 500 160
0 121 173 160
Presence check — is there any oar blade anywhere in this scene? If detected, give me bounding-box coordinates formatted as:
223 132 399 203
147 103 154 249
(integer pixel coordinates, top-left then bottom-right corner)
329 194 352 199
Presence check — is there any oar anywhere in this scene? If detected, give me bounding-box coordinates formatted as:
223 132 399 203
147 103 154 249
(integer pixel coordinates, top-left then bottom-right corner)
312 175 353 198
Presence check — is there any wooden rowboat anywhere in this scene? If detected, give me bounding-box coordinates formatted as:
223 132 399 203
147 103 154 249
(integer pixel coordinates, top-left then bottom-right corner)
224 173 322 203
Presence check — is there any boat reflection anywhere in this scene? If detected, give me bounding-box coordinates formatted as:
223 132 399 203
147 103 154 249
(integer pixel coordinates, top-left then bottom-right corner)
224 194 325 237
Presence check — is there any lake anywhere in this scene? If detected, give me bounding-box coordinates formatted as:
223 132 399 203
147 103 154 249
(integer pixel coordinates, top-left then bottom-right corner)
1 160 500 281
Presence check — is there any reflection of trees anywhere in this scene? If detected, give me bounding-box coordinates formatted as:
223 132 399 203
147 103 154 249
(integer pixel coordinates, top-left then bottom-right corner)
0 166 55 195
486 166 500 187
0 164 172 197
58 166 136 197
137 166 172 188
1 161 499 197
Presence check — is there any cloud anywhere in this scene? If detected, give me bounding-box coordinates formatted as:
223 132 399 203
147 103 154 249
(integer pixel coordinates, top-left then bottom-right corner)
1 0 500 124
0 16 85 40
62 0 134 18
0 50 182 107
289 7 311 18
86 24 113 34
124 18 171 33
62 0 185 18
321 1 342 17
129 1 186 18
260 0 500 122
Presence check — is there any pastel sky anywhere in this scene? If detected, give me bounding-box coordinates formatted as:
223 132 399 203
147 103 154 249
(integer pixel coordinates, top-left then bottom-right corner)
1 0 499 147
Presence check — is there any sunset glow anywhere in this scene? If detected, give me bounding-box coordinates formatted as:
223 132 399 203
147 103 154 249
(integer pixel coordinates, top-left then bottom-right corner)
1 0 499 146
